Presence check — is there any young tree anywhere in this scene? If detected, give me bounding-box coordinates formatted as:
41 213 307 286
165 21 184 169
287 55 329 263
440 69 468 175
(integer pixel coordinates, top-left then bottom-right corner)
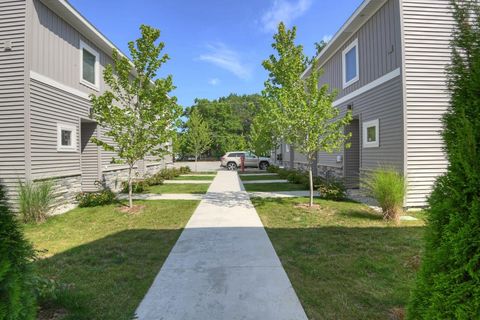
262 23 352 207
184 108 212 172
407 2 480 318
91 25 180 208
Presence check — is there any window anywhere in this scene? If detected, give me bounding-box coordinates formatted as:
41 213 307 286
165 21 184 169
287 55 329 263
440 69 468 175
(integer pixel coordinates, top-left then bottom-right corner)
57 124 77 152
362 119 379 148
342 39 359 88
79 40 100 90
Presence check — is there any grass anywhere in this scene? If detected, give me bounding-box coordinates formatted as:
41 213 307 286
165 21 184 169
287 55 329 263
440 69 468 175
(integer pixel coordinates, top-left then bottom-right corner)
240 174 281 181
243 182 307 192
146 183 210 194
173 175 215 181
24 200 198 320
252 197 425 320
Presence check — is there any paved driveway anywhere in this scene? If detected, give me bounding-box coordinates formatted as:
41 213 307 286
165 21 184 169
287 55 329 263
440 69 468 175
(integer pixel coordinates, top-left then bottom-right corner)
173 161 222 172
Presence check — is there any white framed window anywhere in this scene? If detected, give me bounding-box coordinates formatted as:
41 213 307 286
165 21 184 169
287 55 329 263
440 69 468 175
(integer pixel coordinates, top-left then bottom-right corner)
57 123 77 152
362 119 379 148
79 40 100 90
342 38 359 88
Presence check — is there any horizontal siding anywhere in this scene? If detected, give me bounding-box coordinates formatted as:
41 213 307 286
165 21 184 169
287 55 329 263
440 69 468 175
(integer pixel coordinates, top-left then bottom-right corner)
29 78 90 178
402 0 453 207
31 0 112 96
317 76 404 173
319 0 402 99
0 0 25 204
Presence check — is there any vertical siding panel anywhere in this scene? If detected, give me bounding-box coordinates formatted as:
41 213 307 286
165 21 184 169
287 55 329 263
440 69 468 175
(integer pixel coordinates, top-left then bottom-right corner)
402 0 453 207
0 0 26 204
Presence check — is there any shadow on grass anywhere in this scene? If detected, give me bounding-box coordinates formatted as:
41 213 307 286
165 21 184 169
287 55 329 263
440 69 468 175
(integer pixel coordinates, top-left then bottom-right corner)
35 229 184 320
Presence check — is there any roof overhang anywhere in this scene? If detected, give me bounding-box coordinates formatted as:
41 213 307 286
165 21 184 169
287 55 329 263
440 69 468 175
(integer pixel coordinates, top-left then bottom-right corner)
39 0 130 60
301 0 388 78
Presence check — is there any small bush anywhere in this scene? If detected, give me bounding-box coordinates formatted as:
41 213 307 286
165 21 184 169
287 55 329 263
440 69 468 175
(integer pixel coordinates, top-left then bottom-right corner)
316 177 347 201
76 189 116 208
179 166 191 174
0 183 37 319
121 180 149 194
267 165 279 173
145 173 164 186
363 168 406 221
18 179 55 223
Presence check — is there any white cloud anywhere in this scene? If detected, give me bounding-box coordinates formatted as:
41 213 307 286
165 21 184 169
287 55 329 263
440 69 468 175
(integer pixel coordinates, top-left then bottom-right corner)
208 78 220 86
261 0 312 33
198 43 252 80
322 34 333 43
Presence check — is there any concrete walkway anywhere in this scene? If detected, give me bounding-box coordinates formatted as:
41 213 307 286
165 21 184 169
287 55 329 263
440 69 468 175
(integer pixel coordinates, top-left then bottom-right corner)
135 171 307 320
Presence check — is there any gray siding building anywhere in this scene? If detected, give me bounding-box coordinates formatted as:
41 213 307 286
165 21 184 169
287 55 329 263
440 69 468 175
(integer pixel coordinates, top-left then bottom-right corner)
279 0 454 208
0 0 172 209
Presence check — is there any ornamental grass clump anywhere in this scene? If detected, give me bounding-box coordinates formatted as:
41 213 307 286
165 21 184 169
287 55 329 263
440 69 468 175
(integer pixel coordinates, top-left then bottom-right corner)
363 168 406 222
18 179 55 223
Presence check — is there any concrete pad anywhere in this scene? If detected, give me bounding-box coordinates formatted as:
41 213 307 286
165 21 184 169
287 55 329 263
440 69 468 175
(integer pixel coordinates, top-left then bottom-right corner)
241 179 289 184
135 171 307 320
400 215 419 221
163 180 212 184
248 190 319 198
118 193 204 201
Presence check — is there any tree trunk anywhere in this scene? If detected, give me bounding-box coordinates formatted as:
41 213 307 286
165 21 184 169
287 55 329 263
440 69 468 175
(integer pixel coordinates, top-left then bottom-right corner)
128 166 133 208
309 167 314 207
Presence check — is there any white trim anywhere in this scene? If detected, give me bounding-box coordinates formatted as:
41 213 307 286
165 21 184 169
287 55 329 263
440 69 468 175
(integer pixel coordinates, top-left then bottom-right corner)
285 144 290 153
362 119 379 148
342 38 359 88
30 71 90 100
301 0 387 78
333 68 401 107
57 123 77 152
79 40 100 90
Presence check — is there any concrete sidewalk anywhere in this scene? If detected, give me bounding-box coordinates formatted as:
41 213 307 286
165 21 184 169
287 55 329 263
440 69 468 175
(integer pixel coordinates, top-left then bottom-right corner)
135 171 307 320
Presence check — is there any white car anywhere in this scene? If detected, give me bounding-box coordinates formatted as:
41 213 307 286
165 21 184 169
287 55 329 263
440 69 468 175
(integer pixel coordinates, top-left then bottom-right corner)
220 151 271 171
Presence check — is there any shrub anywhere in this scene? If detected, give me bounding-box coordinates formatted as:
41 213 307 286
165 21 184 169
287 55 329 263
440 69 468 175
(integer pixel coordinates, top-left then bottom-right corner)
0 183 37 319
179 166 191 174
18 179 55 223
145 173 164 186
75 189 116 208
267 165 279 173
121 180 149 194
363 168 406 221
316 177 347 201
407 3 480 318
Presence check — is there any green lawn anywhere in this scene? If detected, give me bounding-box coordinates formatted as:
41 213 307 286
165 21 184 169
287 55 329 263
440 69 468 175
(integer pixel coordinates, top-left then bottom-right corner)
173 175 215 181
252 197 425 320
24 200 199 320
243 182 307 192
146 183 210 194
240 174 281 181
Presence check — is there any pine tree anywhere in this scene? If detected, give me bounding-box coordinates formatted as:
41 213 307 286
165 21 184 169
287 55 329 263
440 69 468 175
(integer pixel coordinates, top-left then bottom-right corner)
407 1 480 318
0 184 37 320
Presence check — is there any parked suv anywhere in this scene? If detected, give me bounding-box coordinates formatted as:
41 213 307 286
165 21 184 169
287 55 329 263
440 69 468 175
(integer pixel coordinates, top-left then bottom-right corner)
220 151 271 171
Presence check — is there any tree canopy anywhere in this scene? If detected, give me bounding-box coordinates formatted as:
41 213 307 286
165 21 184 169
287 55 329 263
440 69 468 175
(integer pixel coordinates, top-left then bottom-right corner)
179 94 262 158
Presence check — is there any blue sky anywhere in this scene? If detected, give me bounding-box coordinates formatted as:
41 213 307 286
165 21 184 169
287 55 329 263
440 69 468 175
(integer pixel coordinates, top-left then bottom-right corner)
69 0 363 107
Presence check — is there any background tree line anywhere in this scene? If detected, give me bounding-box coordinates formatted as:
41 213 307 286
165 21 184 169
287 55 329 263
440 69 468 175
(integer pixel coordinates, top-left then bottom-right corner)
175 94 263 159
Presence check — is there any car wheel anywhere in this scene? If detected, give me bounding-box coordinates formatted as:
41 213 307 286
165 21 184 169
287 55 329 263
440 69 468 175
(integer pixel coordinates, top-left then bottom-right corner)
259 162 269 170
227 162 238 171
